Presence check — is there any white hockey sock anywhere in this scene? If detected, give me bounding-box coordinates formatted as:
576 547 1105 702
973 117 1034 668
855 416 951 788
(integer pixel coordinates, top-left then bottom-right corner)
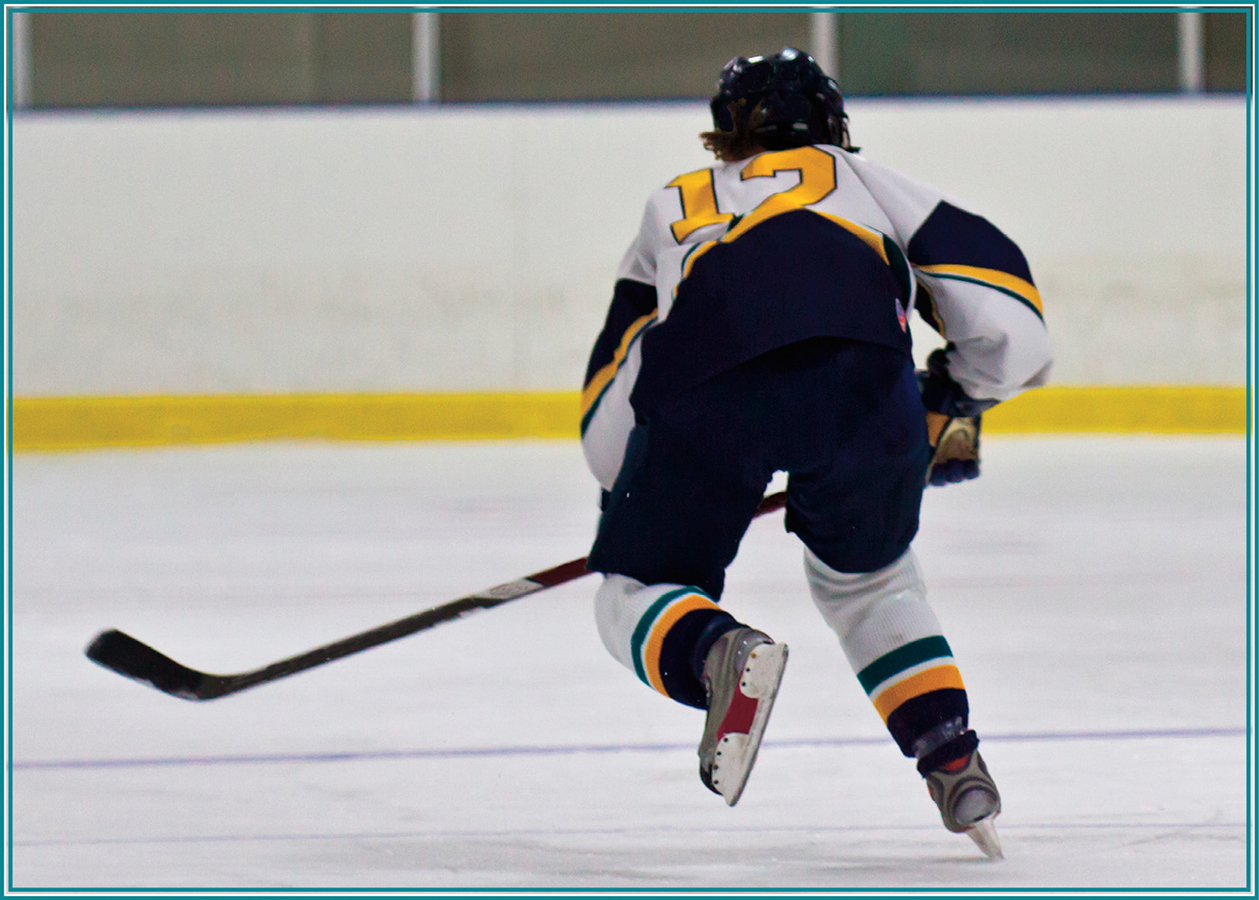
804 546 966 740
805 547 938 666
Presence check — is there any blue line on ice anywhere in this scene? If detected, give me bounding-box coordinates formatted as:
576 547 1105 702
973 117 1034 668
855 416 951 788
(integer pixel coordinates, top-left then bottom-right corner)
13 726 1246 771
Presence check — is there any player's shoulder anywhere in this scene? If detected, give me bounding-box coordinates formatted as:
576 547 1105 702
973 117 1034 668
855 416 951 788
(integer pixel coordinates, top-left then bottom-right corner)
841 149 964 208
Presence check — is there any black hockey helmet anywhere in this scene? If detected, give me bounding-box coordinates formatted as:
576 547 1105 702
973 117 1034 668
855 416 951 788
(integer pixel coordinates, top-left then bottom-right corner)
709 47 849 150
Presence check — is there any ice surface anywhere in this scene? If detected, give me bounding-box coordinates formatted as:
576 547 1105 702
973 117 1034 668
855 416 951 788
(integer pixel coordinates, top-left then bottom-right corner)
8 436 1252 890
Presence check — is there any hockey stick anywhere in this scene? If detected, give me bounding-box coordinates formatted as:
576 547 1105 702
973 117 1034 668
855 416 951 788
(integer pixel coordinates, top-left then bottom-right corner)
85 491 788 701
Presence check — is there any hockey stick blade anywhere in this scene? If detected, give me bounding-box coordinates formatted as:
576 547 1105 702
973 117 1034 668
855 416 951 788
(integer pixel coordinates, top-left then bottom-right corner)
85 491 788 701
86 629 210 699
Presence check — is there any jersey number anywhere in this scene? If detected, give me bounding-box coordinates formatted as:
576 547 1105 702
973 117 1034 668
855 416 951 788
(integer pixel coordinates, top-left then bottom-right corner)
667 147 838 245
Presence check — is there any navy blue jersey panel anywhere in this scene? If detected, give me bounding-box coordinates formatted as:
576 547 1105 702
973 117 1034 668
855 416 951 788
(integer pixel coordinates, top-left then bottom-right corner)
632 210 911 412
584 278 658 389
907 201 1034 283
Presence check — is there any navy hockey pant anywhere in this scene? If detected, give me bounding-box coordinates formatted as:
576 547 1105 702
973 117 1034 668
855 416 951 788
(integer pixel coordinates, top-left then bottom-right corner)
587 337 933 600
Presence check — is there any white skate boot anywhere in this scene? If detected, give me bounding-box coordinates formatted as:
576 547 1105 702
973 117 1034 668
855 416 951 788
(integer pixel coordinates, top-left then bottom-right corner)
697 627 788 806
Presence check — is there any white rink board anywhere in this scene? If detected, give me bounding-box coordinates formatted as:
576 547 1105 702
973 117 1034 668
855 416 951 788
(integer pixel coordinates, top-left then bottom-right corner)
12 96 1249 396
9 437 1251 889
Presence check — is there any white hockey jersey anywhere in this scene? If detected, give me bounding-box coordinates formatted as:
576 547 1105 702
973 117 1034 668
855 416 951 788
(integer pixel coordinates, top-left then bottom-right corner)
582 144 1053 490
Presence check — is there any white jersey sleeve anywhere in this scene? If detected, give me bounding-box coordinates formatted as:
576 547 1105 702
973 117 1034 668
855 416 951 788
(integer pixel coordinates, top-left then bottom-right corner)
845 152 1053 404
580 199 666 490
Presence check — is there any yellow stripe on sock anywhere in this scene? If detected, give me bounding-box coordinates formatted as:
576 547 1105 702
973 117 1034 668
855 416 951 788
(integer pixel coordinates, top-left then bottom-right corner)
641 593 722 697
871 664 966 722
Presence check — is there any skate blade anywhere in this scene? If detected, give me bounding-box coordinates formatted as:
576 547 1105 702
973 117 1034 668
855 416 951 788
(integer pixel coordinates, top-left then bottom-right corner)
712 643 788 807
965 815 1004 860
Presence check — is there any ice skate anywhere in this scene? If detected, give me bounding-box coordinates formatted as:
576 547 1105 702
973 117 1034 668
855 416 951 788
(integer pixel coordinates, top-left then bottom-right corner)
923 750 1004 859
697 627 788 806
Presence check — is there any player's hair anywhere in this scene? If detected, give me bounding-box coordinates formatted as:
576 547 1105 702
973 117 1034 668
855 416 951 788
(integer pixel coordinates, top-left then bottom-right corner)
701 99 771 162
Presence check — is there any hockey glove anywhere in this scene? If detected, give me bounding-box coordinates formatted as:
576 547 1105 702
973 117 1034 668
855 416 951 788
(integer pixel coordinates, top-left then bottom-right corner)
925 413 981 486
918 347 996 487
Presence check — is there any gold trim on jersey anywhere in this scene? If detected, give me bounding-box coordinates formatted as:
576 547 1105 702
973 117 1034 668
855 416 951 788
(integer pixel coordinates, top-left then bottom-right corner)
680 238 720 283
916 264 1044 316
580 312 656 418
815 212 891 265
916 282 946 334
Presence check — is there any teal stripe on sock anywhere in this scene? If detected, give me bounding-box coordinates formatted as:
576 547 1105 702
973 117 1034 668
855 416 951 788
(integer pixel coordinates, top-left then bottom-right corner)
857 635 953 695
629 587 693 687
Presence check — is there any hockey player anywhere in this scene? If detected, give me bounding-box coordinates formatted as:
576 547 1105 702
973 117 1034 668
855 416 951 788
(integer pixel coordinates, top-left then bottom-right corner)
580 48 1051 858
